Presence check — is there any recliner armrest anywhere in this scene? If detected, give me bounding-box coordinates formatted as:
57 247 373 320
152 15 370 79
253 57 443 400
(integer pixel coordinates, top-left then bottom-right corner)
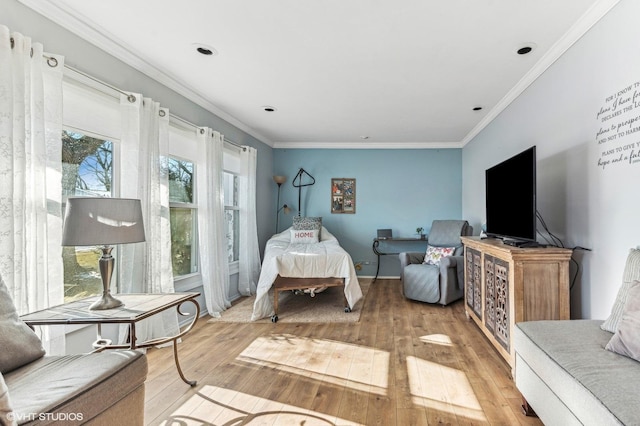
440 255 465 289
439 255 462 269
399 252 425 282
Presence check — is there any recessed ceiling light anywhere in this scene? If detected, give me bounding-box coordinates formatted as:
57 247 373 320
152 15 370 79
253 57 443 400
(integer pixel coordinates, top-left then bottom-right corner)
262 106 277 112
193 43 218 56
516 43 537 55
472 106 483 111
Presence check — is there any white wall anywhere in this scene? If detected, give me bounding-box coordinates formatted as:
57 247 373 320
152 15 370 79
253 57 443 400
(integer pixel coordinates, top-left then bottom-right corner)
463 0 640 320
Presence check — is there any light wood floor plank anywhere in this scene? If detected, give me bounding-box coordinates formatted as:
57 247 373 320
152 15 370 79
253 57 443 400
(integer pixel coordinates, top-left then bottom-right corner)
144 279 542 426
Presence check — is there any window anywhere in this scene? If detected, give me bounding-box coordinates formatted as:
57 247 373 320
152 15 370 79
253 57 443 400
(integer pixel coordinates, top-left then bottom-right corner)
168 157 198 277
61 129 114 302
224 171 240 263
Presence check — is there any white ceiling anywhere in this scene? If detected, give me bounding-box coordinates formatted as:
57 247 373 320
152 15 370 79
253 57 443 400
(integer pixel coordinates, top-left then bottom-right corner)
21 0 619 148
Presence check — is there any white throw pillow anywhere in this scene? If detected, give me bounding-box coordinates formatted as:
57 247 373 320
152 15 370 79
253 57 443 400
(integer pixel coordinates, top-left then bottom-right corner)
290 229 319 244
423 245 455 265
602 248 640 333
292 216 322 239
0 275 45 373
605 280 640 361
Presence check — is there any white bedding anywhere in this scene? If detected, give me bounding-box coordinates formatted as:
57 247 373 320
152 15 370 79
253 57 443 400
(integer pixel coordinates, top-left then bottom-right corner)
251 226 363 321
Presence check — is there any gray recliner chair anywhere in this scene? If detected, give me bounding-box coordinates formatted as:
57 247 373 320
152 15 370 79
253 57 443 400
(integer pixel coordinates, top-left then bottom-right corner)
399 220 473 306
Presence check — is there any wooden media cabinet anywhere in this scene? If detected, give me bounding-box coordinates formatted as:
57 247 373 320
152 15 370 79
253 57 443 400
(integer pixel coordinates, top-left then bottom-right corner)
461 236 573 372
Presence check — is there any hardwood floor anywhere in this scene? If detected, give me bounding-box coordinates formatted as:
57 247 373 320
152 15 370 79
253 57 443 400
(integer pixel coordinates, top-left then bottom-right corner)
143 279 542 425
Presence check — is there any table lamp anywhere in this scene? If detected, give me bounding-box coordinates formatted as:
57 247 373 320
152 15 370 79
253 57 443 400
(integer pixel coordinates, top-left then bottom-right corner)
62 197 146 310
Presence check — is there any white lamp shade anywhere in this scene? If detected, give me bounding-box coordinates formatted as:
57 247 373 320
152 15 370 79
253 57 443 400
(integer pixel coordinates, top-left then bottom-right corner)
62 197 146 246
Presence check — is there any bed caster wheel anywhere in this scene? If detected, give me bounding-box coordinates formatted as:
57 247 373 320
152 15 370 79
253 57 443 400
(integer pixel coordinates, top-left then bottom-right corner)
271 315 278 323
344 307 351 313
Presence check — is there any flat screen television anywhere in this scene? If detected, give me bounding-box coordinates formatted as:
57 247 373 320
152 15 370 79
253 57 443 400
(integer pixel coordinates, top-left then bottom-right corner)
485 146 537 245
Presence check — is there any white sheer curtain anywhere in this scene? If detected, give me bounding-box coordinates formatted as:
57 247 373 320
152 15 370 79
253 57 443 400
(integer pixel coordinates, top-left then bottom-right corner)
196 129 231 316
119 94 179 342
238 146 261 296
0 25 65 353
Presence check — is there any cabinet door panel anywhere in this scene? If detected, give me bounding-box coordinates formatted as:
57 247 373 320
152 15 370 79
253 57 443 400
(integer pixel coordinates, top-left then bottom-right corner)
465 249 475 311
493 257 510 352
484 256 495 333
472 250 482 318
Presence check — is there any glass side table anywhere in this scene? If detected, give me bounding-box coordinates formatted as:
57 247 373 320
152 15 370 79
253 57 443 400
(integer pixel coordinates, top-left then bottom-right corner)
20 292 200 386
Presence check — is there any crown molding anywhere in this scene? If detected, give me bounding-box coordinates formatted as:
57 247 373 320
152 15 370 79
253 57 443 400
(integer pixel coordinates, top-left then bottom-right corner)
460 0 620 147
272 141 464 149
18 0 274 147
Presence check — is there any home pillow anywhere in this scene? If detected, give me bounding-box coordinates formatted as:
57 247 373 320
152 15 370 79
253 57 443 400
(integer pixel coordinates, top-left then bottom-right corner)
601 248 640 333
423 245 455 265
0 372 16 426
292 216 322 231
605 280 640 361
0 275 46 374
292 216 322 240
290 229 320 244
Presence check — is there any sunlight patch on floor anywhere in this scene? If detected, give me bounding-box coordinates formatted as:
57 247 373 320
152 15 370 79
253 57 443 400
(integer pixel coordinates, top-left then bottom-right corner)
419 333 454 346
161 385 365 425
406 356 486 422
236 334 390 396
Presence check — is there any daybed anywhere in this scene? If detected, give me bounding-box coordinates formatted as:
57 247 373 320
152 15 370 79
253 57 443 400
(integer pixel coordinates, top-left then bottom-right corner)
0 274 147 425
514 248 640 425
251 225 362 322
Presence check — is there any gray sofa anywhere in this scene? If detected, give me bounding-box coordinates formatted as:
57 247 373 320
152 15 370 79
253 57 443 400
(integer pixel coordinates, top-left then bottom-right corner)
515 247 640 426
0 274 147 425
514 320 640 426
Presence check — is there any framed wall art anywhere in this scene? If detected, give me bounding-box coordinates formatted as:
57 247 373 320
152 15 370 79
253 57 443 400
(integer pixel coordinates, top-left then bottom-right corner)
331 178 356 214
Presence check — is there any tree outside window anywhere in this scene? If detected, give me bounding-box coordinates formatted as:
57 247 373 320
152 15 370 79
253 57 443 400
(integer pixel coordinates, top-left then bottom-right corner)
168 157 198 277
61 130 113 302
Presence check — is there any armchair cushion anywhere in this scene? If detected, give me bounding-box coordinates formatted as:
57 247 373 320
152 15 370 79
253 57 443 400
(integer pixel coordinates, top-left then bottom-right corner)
427 220 472 247
403 264 441 303
0 372 15 426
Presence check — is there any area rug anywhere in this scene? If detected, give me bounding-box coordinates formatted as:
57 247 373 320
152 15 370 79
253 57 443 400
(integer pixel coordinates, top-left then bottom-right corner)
208 279 371 323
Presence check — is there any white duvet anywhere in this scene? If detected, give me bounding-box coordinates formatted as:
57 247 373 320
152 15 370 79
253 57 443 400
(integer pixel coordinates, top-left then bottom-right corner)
251 226 363 321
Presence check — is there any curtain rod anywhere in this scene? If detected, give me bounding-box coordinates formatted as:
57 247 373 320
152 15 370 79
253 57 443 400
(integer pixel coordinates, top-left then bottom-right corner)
169 114 245 151
44 54 246 151
61 60 138 103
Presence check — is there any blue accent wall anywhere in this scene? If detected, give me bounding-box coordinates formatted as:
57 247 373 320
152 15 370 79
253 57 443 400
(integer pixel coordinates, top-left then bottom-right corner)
273 148 463 277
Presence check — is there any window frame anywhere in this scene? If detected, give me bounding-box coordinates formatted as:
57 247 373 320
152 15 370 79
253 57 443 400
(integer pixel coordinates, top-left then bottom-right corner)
167 154 199 283
224 170 240 275
223 144 242 275
167 123 202 292
61 74 123 303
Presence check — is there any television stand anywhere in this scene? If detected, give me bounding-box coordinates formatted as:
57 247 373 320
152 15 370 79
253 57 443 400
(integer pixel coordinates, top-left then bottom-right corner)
461 236 572 372
502 238 544 248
